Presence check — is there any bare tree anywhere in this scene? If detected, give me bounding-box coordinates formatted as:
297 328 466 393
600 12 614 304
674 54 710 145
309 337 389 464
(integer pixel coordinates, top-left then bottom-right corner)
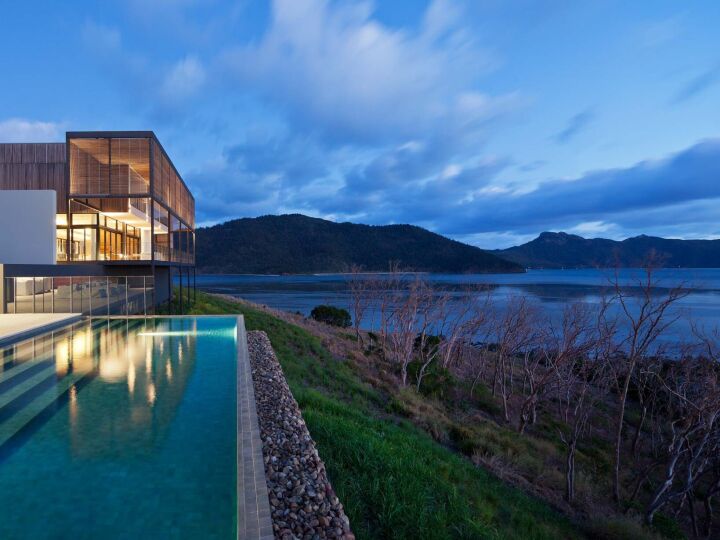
609 265 689 504
643 355 720 528
415 287 494 391
556 324 611 503
630 357 665 459
552 300 617 503
697 459 720 539
376 262 404 355
414 286 444 391
387 277 429 387
467 293 499 397
490 295 539 422
639 325 720 537
518 302 596 435
348 265 373 349
695 325 720 539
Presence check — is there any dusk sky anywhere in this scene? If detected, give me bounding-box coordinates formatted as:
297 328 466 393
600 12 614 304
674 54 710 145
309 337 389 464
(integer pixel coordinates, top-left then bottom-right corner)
1 0 719 248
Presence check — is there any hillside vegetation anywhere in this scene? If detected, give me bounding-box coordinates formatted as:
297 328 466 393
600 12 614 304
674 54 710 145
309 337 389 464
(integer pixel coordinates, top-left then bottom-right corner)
195 214 523 274
171 271 720 539
177 291 581 539
495 232 720 268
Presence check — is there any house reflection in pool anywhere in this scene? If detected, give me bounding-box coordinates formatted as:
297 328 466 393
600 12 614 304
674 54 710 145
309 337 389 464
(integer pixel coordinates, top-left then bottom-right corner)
50 318 198 458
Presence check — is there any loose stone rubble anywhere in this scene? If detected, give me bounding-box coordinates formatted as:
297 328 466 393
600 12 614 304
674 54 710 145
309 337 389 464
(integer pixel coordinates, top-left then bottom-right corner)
248 330 354 540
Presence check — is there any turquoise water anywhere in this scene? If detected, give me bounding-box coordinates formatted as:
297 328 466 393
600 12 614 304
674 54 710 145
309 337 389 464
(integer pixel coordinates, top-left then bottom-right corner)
0 317 239 539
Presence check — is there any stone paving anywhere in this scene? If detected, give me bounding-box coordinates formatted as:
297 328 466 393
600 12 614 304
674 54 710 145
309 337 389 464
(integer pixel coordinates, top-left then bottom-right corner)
237 317 274 540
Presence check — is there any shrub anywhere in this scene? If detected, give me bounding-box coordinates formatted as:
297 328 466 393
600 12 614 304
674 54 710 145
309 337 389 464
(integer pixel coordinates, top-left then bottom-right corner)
469 383 502 416
448 424 478 457
408 360 455 399
385 396 411 417
585 515 661 540
310 304 352 328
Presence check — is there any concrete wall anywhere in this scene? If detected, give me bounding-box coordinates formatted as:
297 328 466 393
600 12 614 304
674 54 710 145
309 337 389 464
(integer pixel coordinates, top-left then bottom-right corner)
154 266 171 305
0 190 56 264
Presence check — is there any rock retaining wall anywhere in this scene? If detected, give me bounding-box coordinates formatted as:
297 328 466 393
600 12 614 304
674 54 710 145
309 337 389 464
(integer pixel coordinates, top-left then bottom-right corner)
247 331 354 540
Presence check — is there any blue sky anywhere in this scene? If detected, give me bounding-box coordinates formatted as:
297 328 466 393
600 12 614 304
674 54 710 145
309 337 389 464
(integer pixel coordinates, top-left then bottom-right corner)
1 0 719 248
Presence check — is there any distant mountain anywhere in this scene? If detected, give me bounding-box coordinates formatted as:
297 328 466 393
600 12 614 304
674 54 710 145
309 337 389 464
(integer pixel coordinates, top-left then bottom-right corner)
495 232 720 268
196 214 524 274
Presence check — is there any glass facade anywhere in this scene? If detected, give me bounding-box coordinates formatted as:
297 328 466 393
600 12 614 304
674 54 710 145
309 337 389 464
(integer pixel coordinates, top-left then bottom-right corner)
3 276 154 316
0 132 192 316
60 134 194 265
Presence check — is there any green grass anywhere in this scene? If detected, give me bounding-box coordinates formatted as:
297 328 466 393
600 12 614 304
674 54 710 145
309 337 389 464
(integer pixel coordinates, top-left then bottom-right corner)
180 291 583 539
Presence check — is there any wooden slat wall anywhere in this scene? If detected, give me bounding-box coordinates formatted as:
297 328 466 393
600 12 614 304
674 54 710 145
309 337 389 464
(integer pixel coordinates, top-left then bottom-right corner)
0 143 67 212
151 141 194 228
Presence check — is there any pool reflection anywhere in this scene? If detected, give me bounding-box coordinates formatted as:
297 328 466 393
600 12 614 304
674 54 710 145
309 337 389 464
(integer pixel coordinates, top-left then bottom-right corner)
0 316 239 539
59 319 198 458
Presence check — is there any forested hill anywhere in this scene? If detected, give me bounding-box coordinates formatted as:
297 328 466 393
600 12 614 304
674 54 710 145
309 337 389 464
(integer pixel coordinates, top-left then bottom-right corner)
195 214 524 274
495 231 720 268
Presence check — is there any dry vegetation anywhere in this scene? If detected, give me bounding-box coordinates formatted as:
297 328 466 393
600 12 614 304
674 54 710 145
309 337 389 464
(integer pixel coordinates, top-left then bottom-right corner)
196 292 579 539
244 265 720 539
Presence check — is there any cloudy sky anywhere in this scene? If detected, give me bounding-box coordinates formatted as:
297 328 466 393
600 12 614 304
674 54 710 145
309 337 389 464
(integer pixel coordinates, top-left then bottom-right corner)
1 0 719 248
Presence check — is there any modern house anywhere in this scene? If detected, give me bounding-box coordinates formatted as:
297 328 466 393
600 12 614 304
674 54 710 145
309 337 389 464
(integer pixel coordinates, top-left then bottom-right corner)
0 131 195 315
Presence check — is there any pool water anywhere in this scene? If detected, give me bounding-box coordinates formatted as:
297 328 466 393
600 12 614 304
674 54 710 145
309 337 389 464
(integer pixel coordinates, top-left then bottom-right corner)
0 317 239 539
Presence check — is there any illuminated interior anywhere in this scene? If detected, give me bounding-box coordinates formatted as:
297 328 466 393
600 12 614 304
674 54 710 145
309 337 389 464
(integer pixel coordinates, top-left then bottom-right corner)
56 135 194 264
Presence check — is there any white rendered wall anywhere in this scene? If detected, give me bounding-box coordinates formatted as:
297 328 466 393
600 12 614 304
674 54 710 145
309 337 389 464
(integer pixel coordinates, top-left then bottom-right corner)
0 190 56 264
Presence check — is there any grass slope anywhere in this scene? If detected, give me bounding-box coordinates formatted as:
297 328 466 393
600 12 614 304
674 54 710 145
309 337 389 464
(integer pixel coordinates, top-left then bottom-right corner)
182 292 581 539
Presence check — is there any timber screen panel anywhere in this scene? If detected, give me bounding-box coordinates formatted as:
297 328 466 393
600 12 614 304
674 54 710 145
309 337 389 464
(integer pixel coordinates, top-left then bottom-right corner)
65 133 194 265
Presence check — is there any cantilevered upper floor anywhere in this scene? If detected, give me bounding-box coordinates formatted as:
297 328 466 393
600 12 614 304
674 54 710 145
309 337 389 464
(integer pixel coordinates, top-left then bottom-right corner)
0 131 195 267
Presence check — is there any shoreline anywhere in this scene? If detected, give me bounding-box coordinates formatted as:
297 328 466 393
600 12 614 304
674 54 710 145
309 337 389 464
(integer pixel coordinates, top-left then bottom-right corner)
192 267 720 278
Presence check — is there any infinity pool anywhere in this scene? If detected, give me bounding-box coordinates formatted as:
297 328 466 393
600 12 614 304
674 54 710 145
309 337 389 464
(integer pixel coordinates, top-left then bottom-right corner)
0 317 239 539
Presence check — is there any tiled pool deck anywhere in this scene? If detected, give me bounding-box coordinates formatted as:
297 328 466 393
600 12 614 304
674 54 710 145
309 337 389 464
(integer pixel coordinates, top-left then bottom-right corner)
236 316 274 540
0 313 82 346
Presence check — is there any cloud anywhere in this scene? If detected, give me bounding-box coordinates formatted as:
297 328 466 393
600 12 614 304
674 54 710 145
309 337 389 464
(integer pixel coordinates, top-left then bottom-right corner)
123 0 244 45
312 148 509 226
160 56 206 102
191 134 720 249
224 135 328 184
672 63 720 104
566 221 613 236
186 133 331 223
188 159 282 224
518 160 546 172
553 110 593 144
63 1 718 250
81 20 210 120
222 0 515 144
638 16 683 48
0 119 63 142
82 20 122 52
187 0 524 228
439 139 720 235
341 140 448 195
186 126 510 227
81 20 149 90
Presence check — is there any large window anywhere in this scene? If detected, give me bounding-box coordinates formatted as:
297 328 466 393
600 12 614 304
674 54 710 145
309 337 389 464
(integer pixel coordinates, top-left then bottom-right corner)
62 199 148 262
62 133 194 265
4 275 155 315
153 202 170 261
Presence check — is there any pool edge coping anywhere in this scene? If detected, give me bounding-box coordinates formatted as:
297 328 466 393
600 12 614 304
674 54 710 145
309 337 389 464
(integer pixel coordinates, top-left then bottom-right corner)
236 315 274 540
0 314 83 347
